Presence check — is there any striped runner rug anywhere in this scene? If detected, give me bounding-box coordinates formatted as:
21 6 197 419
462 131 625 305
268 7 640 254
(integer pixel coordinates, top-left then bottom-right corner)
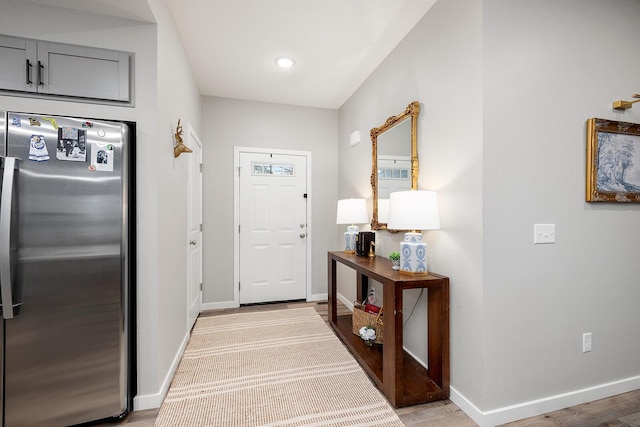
154 307 404 426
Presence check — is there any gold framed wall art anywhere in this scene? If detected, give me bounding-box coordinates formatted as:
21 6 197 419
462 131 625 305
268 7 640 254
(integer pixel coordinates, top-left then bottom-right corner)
586 118 640 202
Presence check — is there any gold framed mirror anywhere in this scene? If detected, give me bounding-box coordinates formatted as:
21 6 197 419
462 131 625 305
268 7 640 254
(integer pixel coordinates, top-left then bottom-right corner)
370 101 419 230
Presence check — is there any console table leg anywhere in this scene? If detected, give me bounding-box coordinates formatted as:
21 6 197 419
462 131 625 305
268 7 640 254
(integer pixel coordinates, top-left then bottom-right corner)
328 256 337 324
382 279 403 407
427 283 450 395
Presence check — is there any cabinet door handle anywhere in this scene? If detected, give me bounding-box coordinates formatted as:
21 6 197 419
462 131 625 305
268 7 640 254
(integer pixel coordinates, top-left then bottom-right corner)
37 61 44 86
25 60 32 85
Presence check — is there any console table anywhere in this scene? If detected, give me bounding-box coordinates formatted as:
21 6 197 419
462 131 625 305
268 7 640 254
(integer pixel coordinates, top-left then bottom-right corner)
327 251 450 408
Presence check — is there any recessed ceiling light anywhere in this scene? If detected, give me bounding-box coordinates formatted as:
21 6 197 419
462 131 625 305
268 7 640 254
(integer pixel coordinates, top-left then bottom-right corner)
276 57 295 69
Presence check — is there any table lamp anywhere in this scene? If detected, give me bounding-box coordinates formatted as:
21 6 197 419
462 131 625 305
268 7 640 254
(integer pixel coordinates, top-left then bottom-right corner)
387 190 440 274
336 198 369 253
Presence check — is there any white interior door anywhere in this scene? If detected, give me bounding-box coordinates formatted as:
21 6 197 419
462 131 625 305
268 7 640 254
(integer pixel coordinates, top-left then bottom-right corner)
186 124 203 330
239 151 307 304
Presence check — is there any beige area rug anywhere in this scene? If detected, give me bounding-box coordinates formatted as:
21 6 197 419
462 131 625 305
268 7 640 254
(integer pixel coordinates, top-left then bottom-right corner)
154 307 404 427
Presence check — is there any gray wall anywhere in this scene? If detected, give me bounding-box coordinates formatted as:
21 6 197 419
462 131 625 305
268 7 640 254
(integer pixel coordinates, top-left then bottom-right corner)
339 0 484 411
482 0 640 416
338 0 640 425
200 97 339 305
0 0 204 410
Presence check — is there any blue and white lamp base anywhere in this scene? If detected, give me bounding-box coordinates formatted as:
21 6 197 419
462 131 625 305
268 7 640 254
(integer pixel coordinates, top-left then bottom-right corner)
399 231 428 274
344 225 359 253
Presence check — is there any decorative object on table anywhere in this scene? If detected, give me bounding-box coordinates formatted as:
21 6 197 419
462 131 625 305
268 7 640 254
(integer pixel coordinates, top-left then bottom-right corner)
612 93 640 110
352 301 383 344
336 198 369 253
387 190 441 274
359 326 376 346
586 118 640 202
355 231 375 256
368 240 377 258
364 303 380 314
173 119 193 158
389 251 401 270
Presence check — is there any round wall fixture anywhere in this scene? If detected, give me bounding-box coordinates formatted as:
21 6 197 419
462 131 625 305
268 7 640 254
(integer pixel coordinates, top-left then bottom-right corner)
275 57 295 69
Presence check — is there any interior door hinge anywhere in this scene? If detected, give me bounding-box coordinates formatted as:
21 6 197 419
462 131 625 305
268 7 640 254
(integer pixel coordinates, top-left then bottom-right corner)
238 224 240 233
200 223 203 232
200 283 203 291
237 166 241 176
200 163 203 173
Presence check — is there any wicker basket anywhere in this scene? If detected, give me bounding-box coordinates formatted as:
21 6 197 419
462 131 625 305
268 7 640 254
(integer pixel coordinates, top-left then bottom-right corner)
352 303 384 344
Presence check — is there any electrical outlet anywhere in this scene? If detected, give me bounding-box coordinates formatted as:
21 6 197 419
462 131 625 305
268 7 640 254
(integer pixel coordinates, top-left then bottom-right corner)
367 287 376 304
583 332 592 353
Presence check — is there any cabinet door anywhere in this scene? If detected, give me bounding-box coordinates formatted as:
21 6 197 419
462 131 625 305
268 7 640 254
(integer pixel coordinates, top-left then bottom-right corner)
37 42 130 102
0 36 37 93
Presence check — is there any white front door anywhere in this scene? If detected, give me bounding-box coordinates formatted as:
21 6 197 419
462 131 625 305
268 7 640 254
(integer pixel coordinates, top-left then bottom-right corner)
238 150 308 304
186 124 203 330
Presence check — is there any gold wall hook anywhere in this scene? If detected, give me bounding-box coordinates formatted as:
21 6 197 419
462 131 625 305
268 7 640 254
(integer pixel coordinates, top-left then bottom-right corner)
613 94 640 110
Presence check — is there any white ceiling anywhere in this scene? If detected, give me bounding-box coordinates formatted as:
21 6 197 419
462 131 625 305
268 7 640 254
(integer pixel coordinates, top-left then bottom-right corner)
25 0 437 109
24 0 157 24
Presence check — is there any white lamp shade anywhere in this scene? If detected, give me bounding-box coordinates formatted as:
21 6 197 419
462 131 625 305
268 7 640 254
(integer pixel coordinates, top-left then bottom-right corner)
387 190 440 231
336 198 369 224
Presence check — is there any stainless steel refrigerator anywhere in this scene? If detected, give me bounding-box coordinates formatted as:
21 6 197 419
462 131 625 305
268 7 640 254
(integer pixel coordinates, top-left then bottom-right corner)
0 111 132 426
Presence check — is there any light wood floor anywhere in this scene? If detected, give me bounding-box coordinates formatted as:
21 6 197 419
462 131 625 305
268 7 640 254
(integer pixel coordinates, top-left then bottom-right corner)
101 301 640 427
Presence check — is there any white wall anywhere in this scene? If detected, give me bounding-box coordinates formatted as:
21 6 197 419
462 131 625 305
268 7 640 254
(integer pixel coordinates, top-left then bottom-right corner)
338 0 484 411
0 0 203 411
142 0 202 410
339 0 640 425
482 0 640 419
200 97 338 306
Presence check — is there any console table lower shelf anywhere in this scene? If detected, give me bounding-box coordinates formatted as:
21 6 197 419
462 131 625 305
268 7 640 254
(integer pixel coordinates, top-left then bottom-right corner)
328 251 450 408
332 315 447 406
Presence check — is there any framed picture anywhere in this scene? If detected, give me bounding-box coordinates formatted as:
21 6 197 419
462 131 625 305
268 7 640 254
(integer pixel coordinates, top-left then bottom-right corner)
586 118 640 202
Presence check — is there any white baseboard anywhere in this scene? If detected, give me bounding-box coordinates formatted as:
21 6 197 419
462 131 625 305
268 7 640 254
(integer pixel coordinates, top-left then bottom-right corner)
132 389 163 411
337 293 354 310
202 300 237 311
451 375 640 427
309 293 327 302
132 330 191 411
202 294 327 311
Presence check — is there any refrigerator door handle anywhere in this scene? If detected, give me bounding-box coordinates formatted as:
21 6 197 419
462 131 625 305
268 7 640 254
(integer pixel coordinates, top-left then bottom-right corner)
0 156 19 319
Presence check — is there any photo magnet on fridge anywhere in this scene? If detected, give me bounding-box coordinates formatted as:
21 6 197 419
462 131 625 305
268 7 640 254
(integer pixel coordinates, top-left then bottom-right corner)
91 143 114 172
56 127 87 162
28 135 49 162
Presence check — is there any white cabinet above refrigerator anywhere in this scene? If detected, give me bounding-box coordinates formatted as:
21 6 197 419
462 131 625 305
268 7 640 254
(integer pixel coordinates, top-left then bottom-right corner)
0 35 132 103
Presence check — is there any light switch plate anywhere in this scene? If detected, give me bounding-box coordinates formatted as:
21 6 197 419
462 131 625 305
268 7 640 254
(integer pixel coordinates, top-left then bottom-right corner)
534 224 555 244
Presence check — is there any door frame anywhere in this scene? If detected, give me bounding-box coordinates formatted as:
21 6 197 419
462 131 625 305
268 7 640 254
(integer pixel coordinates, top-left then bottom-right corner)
233 146 312 308
186 122 203 330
